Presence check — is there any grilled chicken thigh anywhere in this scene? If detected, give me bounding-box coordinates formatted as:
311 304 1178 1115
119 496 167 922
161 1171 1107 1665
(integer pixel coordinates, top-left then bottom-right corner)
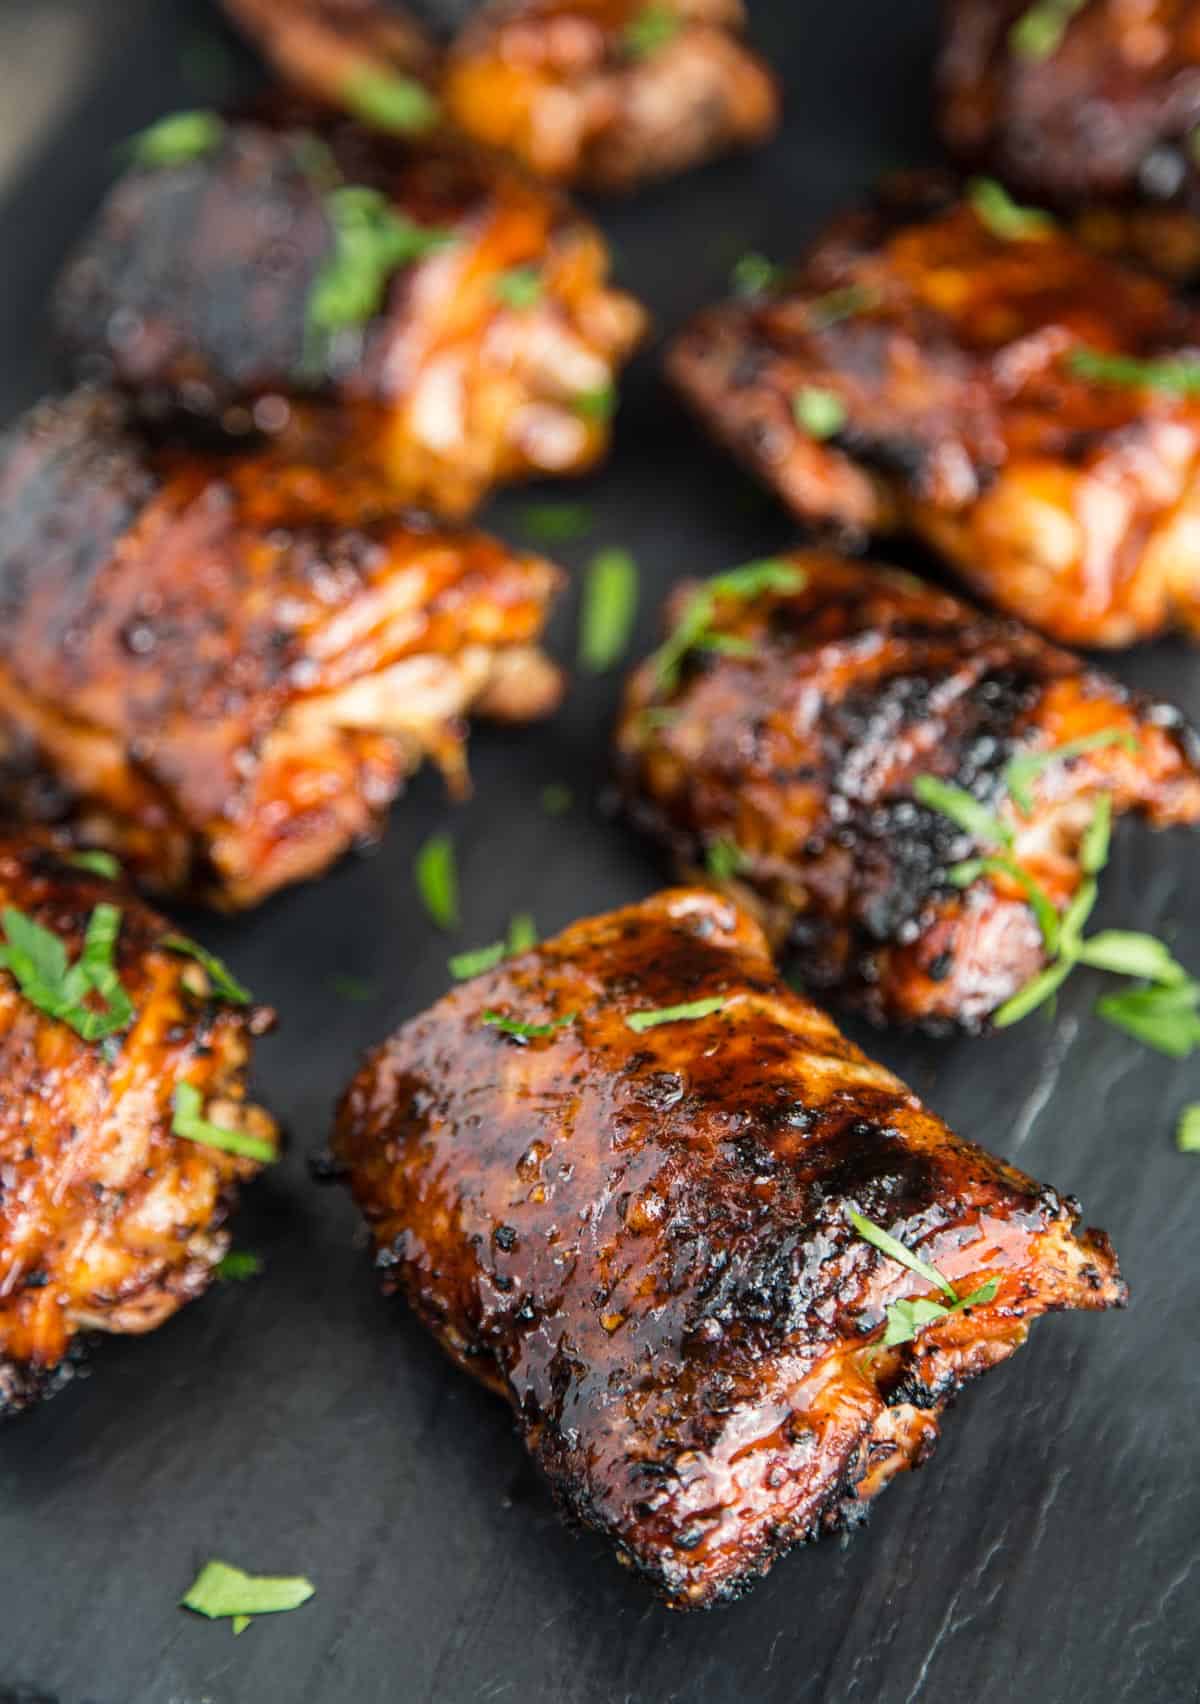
54 111 645 517
0 836 276 1417
0 390 563 909
335 887 1124 1607
668 174 1200 647
617 553 1200 1030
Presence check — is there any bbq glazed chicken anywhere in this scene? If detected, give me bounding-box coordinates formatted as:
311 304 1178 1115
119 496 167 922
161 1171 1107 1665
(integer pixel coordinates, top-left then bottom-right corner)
617 553 1200 1031
334 887 1125 1607
668 174 1200 647
54 110 645 518
0 390 563 910
220 0 779 193
0 836 277 1417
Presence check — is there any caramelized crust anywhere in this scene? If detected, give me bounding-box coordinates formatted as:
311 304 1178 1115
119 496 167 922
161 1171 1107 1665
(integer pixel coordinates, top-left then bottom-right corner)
617 554 1200 1030
54 114 646 517
334 888 1124 1607
668 174 1200 646
443 0 780 191
0 837 277 1417
0 391 564 909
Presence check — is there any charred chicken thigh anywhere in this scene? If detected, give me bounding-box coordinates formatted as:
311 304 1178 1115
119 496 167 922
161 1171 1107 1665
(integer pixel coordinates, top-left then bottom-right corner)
0 836 276 1417
335 887 1124 1607
0 390 563 909
668 174 1200 646
617 553 1200 1030
55 111 645 517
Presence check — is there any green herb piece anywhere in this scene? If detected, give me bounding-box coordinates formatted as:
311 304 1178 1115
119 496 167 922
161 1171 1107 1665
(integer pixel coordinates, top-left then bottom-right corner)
507 912 537 954
993 956 1075 1027
163 935 251 1005
0 903 135 1043
849 1209 999 1347
519 504 593 545
449 940 506 980
171 1083 276 1163
1010 0 1087 61
626 996 727 1034
482 1009 575 1042
1073 931 1188 985
331 975 378 1002
1057 875 1098 957
913 775 1012 848
705 839 745 881
215 1251 263 1281
308 187 454 338
129 110 224 168
1005 729 1137 814
232 1614 252 1636
579 549 638 672
623 2 682 59
1079 791 1112 875
793 386 847 439
652 559 805 692
493 266 543 309
65 850 122 880
807 283 880 329
415 832 458 931
1095 982 1200 1057
540 783 573 815
573 384 616 423
968 177 1055 240
730 252 786 298
342 68 440 135
181 1560 314 1626
1067 347 1200 396
1176 1104 1200 1153
848 1209 956 1299
948 853 1060 952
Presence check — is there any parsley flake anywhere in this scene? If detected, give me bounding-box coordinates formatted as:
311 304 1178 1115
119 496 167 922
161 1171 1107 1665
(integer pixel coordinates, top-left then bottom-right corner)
307 187 454 339
494 266 543 310
519 504 593 545
0 903 134 1043
342 68 440 135
793 387 847 439
626 996 726 1033
1010 0 1086 61
968 177 1055 240
1005 729 1137 814
449 914 537 980
623 3 682 59
849 1210 999 1348
482 1009 575 1042
181 1560 314 1628
415 833 459 931
579 549 638 672
65 850 122 879
129 109 225 168
1176 1104 1200 1153
651 558 805 692
705 838 745 881
215 1251 264 1281
163 935 251 1005
913 775 1012 847
1067 347 1200 396
573 383 616 424
172 1083 276 1163
730 252 786 298
807 283 880 329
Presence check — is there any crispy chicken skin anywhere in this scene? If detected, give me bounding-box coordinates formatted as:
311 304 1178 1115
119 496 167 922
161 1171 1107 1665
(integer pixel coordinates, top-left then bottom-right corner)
442 0 780 192
0 390 564 909
54 112 645 517
617 554 1200 1030
334 888 1124 1607
0 837 277 1417
668 175 1200 647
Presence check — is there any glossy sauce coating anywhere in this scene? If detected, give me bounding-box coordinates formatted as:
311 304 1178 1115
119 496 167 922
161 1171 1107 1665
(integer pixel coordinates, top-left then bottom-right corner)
335 888 1124 1607
668 174 1200 646
0 390 563 908
617 553 1200 1030
0 836 277 1416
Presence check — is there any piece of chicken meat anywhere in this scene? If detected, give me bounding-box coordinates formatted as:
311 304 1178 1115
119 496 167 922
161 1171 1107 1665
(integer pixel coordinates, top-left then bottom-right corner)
616 553 1200 1030
668 173 1200 647
0 390 564 909
0 836 277 1418
334 886 1125 1607
54 109 645 518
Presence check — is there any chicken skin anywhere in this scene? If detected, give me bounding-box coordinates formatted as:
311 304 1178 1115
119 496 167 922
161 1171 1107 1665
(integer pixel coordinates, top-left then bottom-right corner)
668 174 1200 647
54 110 645 518
0 390 564 909
334 887 1124 1607
617 554 1200 1031
0 836 277 1417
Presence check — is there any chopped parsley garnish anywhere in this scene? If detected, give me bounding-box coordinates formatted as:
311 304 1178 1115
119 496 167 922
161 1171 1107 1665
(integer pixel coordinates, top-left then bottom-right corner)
331 975 379 1003
181 1560 314 1633
482 1009 575 1042
968 177 1055 241
730 252 786 298
573 383 616 424
1010 0 1086 61
1067 347 1200 396
65 850 122 879
172 1083 276 1163
540 783 574 815
215 1251 263 1281
519 503 593 545
415 832 459 931
626 996 726 1033
913 774 1012 848
849 1209 999 1349
0 903 134 1043
793 387 847 439
948 852 1060 951
1005 728 1137 813
579 548 638 672
342 68 440 135
623 2 682 59
129 109 225 167
651 558 806 692
1095 981 1200 1057
493 266 543 310
807 283 880 329
449 914 537 981
163 934 251 1004
705 838 745 881
307 187 454 338
1177 1104 1200 1153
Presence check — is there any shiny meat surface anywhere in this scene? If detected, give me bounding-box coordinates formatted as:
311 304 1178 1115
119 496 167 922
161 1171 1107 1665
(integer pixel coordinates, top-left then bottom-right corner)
334 887 1125 1607
54 113 646 517
616 554 1200 1030
0 836 277 1417
668 175 1200 646
0 390 564 909
443 0 780 191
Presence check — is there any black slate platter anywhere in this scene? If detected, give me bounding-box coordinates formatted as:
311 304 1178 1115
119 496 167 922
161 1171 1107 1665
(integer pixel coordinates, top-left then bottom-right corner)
0 2 1197 1701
